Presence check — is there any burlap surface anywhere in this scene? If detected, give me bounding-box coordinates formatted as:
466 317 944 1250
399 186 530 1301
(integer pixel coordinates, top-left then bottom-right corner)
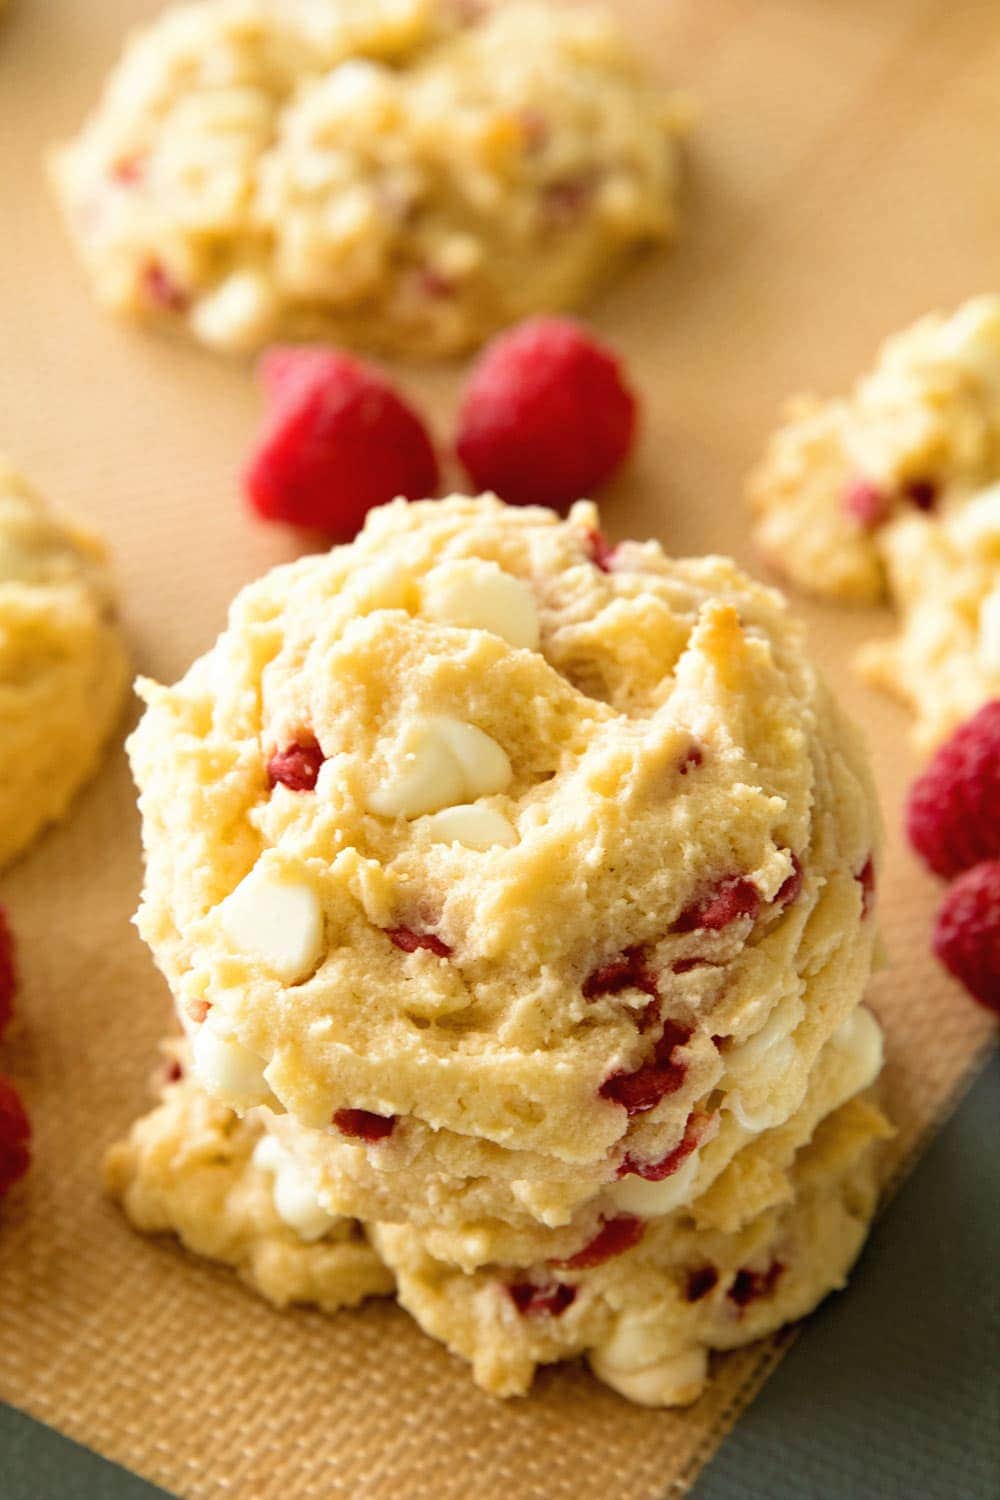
0 1 996 1496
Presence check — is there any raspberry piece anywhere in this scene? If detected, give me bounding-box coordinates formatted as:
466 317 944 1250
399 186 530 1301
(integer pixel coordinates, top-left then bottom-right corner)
932 860 1000 1015
617 1108 714 1181
111 153 146 186
685 1265 719 1302
332 1108 396 1142
857 856 876 917
0 1076 31 1199
385 927 453 958
599 1019 690 1115
0 907 17 1042
586 528 618 573
552 1215 645 1270
842 478 889 529
245 347 439 539
582 947 658 1002
187 998 211 1024
728 1260 785 1307
455 318 637 510
906 702 1000 879
679 744 704 775
903 476 938 511
142 260 189 312
775 853 804 908
267 736 325 792
673 876 761 934
507 1281 576 1317
164 1058 184 1085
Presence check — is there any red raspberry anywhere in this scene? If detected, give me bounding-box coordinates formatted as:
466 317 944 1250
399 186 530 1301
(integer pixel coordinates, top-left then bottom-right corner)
507 1281 576 1317
267 736 325 792
842 478 889 529
906 702 1000 880
728 1260 784 1308
455 318 637 510
244 347 439 539
384 927 453 958
0 1076 31 1199
582 947 658 1002
0 907 16 1042
685 1265 719 1302
551 1215 645 1270
332 1108 396 1142
932 860 1000 1015
673 876 761 933
599 1019 690 1116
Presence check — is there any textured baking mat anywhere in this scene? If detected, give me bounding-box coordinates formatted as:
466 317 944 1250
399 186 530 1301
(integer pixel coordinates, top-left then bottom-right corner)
0 1 997 1497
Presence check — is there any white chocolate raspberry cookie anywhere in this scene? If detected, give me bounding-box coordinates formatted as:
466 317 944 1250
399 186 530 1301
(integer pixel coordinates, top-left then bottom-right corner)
371 1093 892 1403
748 297 1000 745
105 1044 394 1311
857 487 1000 752
0 457 128 869
128 494 881 1258
51 0 684 358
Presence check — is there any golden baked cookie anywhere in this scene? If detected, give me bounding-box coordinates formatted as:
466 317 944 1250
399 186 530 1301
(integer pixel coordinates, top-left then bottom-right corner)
0 456 128 869
105 1043 394 1312
128 494 881 1254
748 295 1000 745
52 0 684 357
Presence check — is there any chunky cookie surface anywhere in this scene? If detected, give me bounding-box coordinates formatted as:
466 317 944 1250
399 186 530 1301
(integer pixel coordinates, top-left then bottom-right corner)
52 0 683 357
748 296 1000 745
105 1045 393 1311
0 456 128 868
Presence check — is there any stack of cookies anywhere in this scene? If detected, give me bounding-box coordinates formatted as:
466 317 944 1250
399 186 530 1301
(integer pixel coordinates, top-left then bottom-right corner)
109 495 892 1405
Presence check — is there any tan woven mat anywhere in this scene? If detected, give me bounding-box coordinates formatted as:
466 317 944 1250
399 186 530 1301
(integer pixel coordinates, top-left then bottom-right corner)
0 1 996 1496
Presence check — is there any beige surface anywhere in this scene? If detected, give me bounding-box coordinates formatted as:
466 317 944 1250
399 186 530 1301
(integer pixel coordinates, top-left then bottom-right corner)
0 2 996 1499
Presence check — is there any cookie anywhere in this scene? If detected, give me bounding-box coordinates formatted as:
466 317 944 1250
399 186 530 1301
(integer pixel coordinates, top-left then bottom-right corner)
127 494 881 1254
52 0 684 357
748 296 1000 745
856 487 999 751
105 1044 394 1312
371 1093 893 1403
0 456 128 869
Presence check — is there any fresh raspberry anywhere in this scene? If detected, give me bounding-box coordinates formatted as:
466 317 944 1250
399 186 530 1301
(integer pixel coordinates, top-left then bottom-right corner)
551 1215 645 1270
932 860 1000 1015
617 1108 714 1181
507 1281 576 1317
384 927 453 958
906 702 1000 880
673 876 761 933
728 1260 784 1307
0 907 16 1042
455 318 637 510
244 347 439 539
685 1265 719 1302
332 1108 396 1142
599 1019 690 1115
0 1076 31 1199
267 736 325 792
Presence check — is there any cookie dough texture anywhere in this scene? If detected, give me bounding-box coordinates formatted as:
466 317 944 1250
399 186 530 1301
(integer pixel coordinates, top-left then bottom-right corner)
129 493 881 1258
105 1046 394 1311
51 0 684 358
373 1092 891 1402
748 295 1000 747
0 456 128 869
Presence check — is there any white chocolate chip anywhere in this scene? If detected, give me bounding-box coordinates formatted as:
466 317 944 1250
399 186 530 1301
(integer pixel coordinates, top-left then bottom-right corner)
422 560 540 650
829 1005 884 1095
979 586 1000 675
193 1024 271 1108
252 1136 339 1242
589 1340 708 1407
723 996 801 1133
419 803 517 850
218 865 324 984
606 1149 701 1218
368 715 512 819
189 270 277 352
